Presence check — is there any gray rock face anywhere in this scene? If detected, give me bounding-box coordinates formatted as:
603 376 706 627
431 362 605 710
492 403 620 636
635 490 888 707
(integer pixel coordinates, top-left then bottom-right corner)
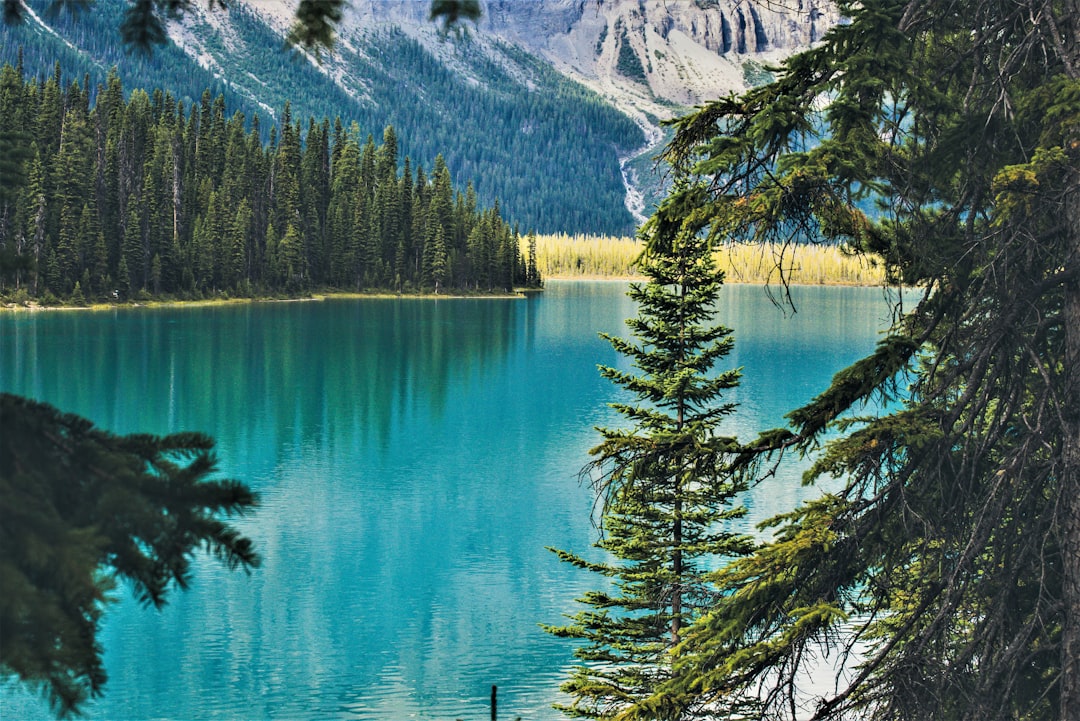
329 0 837 107
478 0 836 102
242 1 834 106
482 0 831 54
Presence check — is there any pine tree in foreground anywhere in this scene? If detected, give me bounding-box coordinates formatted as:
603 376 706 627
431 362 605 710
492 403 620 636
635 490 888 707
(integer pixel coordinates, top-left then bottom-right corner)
619 0 1080 719
546 199 752 719
0 393 260 718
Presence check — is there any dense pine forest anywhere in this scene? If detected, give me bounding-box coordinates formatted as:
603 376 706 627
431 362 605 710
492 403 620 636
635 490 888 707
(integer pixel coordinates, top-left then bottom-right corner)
0 57 543 304
0 0 644 236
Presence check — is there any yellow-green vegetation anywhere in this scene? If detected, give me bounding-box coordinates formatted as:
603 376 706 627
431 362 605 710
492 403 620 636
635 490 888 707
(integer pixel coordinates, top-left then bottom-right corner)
530 234 646 279
530 234 886 286
715 241 886 286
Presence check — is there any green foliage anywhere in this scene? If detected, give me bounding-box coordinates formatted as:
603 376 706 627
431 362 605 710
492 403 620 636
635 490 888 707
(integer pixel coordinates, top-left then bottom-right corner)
0 393 259 717
118 0 168 51
286 0 345 58
429 0 481 31
618 0 1080 719
546 202 752 718
0 59 543 301
68 278 85 305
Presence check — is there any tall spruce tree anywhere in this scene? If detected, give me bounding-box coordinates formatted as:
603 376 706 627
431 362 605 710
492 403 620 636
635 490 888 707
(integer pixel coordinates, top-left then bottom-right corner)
621 1 1080 719
0 394 259 718
546 204 751 719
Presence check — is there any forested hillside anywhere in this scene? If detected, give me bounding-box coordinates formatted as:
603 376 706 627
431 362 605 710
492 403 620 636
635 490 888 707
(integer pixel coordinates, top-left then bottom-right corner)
0 60 542 304
0 0 644 235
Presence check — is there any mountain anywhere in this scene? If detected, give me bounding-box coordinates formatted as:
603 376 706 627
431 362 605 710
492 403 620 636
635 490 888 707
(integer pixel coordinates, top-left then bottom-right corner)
484 0 835 109
0 0 834 235
230 0 838 221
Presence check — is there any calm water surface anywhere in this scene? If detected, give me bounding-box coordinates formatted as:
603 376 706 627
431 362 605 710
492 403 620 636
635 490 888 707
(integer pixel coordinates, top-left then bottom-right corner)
0 281 896 720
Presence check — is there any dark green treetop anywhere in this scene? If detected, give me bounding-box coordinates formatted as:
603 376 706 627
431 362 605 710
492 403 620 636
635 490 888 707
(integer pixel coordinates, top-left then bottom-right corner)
0 393 260 717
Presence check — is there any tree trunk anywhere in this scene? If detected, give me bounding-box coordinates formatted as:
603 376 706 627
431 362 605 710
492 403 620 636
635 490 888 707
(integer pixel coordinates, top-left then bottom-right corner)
672 495 682 644
1064 232 1080 721
1059 6 1080 716
672 279 687 645
1061 153 1080 721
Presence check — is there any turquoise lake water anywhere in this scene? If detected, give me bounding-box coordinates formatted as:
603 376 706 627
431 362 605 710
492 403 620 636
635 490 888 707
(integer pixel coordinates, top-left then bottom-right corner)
0 280 898 720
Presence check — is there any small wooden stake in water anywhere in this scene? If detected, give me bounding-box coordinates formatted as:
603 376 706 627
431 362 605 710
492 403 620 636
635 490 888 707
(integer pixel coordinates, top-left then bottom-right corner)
491 684 497 720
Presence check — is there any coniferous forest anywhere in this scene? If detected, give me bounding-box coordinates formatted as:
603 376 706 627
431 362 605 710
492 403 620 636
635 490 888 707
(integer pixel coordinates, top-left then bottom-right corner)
0 57 543 303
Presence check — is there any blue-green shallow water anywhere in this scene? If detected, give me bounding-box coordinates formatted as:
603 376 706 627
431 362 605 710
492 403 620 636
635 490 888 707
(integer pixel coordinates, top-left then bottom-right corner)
0 281 897 720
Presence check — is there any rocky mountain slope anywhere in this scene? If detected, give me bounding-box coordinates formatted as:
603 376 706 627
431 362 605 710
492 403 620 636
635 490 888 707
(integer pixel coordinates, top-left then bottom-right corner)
210 0 837 222
3 0 835 233
234 0 835 108
206 0 833 222
484 0 836 109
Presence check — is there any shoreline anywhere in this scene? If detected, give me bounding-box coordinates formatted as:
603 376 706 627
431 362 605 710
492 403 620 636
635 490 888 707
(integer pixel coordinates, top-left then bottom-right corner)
1 277 903 313
0 288 539 313
542 275 896 288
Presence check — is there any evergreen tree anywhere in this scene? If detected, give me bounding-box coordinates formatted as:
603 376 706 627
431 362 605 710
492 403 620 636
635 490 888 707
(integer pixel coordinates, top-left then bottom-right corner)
115 255 130 300
300 117 329 281
149 253 162 295
228 198 252 292
428 154 454 245
279 222 304 291
55 202 80 293
0 62 32 246
546 216 750 719
466 221 488 290
376 124 398 186
410 164 430 283
121 202 145 292
623 1 1080 719
22 148 46 295
525 230 540 288
270 102 301 246
42 248 60 297
0 394 259 718
87 228 109 296
427 222 448 294
69 278 86 305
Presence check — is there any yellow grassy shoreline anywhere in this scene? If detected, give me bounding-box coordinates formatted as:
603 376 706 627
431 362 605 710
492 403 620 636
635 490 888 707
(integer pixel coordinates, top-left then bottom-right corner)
531 234 888 287
1 289 532 313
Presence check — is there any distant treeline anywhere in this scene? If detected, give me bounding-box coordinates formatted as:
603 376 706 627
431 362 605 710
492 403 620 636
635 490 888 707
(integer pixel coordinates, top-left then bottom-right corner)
0 59 541 304
534 234 887 285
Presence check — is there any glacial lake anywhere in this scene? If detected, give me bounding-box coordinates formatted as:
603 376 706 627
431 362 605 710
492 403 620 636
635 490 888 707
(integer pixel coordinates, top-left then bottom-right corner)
0 280 898 720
